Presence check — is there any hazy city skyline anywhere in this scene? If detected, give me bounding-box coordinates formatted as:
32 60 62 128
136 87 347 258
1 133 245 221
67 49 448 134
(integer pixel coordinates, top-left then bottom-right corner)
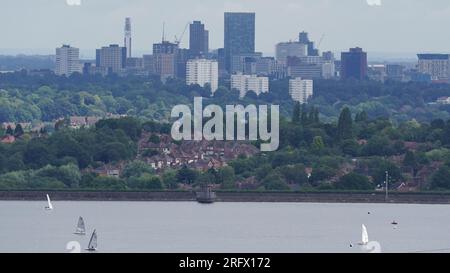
1 0 450 58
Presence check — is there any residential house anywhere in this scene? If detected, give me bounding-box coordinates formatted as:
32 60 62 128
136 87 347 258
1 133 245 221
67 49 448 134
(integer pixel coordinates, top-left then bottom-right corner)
1 135 16 144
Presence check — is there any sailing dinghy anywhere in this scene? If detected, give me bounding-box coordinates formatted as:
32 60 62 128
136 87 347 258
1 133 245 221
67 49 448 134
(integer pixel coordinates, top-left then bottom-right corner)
74 217 86 235
86 229 98 251
359 224 369 245
45 194 53 210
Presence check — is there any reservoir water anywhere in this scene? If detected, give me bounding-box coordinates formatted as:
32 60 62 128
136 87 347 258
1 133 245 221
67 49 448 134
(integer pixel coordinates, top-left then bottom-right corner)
0 201 449 253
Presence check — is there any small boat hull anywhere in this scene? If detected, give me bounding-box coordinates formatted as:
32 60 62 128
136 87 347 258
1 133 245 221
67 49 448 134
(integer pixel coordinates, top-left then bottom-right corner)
196 198 215 204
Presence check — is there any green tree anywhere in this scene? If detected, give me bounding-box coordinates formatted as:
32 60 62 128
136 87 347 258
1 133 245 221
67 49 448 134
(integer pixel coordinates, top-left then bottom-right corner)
80 173 97 188
312 136 325 151
355 111 368 123
95 142 132 163
262 172 289 191
361 135 391 156
0 171 29 189
340 139 360 156
96 117 142 141
255 164 273 181
6 126 14 135
24 140 55 168
217 166 236 189
443 121 450 146
337 107 353 140
142 148 159 157
121 160 154 179
58 164 82 188
308 107 316 124
128 174 164 190
313 107 320 124
276 164 308 185
431 166 450 190
335 173 373 191
300 107 308 125
14 124 24 137
292 102 301 124
34 164 81 188
162 170 178 189
176 166 198 184
148 134 161 144
403 151 418 170
372 162 403 188
198 170 217 185
309 166 337 185
91 176 127 190
3 152 23 172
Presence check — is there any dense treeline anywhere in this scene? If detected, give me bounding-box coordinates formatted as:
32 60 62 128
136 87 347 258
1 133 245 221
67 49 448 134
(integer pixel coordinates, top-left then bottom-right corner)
1 72 450 191
0 73 449 123
223 105 450 191
1 112 450 191
0 118 140 189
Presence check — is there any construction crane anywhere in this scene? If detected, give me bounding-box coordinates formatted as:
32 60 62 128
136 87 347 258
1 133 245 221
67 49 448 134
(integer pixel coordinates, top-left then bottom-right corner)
317 34 325 49
175 22 190 46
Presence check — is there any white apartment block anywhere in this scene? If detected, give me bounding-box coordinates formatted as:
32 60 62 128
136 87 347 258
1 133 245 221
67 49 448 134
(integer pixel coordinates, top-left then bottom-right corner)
289 77 313 104
417 54 450 82
231 73 269 98
322 62 336 79
186 59 219 94
55 45 81 76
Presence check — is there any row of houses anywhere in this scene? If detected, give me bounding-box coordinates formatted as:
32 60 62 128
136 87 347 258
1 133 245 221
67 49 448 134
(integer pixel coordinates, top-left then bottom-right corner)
2 122 45 133
2 113 127 132
137 132 259 171
67 114 127 129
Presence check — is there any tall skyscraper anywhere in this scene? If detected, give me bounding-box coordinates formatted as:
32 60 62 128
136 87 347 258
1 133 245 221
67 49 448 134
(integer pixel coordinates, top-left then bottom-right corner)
289 78 313 104
124 17 132 58
224 12 256 72
55 45 81 76
186 59 219 94
417 54 450 83
299 31 319 56
216 48 226 76
153 41 179 81
189 21 209 57
341 47 368 80
96 44 127 74
298 32 309 44
276 42 308 65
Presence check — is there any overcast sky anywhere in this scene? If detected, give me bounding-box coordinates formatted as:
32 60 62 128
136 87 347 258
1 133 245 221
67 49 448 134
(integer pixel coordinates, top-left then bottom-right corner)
1 0 449 58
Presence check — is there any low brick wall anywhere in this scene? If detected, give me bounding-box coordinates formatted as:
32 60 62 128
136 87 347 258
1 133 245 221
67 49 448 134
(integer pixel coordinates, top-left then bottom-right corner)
1 190 450 204
0 191 196 202
217 192 450 204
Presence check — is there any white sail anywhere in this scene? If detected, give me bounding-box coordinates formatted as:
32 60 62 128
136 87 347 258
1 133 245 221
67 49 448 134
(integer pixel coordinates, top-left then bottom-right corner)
74 217 86 235
46 194 53 210
362 224 369 245
87 229 97 251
